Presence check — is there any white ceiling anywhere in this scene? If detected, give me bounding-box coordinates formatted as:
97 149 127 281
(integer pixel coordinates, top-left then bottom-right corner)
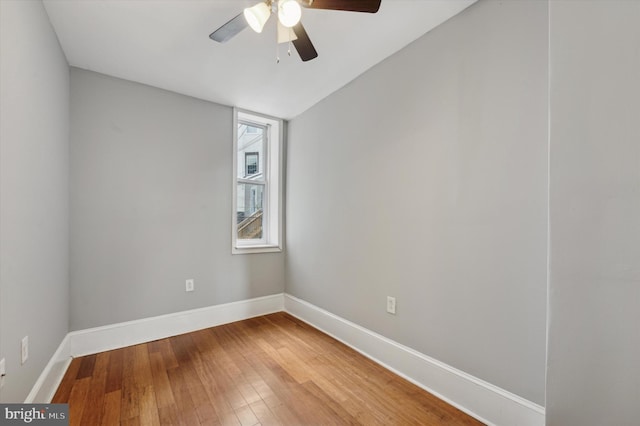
43 0 476 119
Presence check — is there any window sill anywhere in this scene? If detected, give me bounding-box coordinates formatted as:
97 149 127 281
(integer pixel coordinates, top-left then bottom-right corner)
232 245 282 255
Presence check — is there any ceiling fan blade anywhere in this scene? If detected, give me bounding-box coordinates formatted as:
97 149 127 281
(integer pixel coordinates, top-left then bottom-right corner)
209 13 248 43
292 22 318 62
300 0 381 13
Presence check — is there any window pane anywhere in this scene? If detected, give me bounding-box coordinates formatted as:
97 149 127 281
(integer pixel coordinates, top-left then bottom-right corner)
245 152 259 176
236 182 264 240
238 123 264 179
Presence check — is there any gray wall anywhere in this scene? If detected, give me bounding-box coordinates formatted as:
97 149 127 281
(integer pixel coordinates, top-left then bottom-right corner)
69 69 284 330
0 0 69 402
286 0 548 405
546 1 640 425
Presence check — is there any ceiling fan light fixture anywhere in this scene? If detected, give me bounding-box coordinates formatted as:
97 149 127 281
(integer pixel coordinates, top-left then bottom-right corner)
244 2 271 33
278 0 302 28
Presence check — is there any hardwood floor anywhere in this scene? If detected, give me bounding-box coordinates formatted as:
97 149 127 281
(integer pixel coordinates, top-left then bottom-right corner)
53 312 483 425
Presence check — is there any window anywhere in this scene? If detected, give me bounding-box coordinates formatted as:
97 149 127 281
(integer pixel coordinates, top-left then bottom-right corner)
232 109 283 253
245 152 259 176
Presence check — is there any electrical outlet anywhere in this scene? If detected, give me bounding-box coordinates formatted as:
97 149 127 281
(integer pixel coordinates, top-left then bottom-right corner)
21 336 29 364
0 358 5 388
386 296 396 315
185 279 194 292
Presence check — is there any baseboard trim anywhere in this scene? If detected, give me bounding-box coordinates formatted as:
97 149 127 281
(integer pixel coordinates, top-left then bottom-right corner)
284 293 545 426
68 293 284 357
24 334 72 403
28 291 545 425
27 293 284 402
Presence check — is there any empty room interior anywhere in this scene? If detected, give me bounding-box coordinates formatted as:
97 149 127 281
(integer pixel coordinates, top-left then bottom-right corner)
1 0 638 425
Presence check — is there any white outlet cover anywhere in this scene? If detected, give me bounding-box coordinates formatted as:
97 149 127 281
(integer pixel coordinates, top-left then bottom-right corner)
185 279 194 292
21 336 29 364
0 358 5 388
387 296 396 315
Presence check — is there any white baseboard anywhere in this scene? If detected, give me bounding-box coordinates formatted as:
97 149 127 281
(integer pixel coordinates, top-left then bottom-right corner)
27 293 284 402
24 334 72 403
68 293 284 357
284 294 545 426
28 291 545 426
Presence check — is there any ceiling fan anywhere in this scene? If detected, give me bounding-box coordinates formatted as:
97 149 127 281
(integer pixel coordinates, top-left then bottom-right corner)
209 0 382 62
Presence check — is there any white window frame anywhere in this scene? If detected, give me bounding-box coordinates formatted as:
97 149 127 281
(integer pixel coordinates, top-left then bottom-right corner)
232 108 283 254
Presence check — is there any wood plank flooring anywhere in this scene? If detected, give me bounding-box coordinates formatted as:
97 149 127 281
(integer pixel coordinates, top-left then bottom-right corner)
53 312 483 425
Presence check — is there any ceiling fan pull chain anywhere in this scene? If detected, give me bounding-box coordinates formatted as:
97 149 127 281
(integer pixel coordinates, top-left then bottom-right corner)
276 29 281 63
